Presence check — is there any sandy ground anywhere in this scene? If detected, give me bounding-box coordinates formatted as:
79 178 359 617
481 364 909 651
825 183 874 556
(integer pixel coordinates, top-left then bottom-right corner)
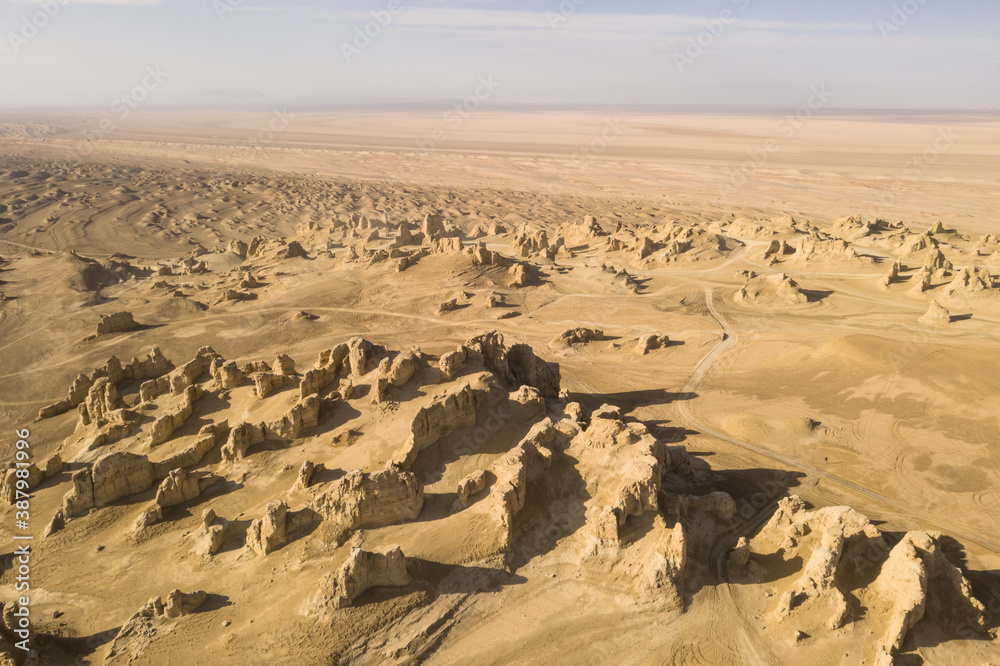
0 112 997 665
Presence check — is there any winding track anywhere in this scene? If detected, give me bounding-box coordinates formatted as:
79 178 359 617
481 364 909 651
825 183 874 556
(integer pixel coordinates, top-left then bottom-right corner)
675 288 1000 554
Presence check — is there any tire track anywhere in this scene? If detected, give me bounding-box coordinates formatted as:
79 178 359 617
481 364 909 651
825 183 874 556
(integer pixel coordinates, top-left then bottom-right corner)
676 288 1000 558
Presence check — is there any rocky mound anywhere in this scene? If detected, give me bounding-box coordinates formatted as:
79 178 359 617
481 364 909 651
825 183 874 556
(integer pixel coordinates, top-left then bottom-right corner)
919 301 952 326
942 266 997 299
728 497 990 664
734 273 811 308
551 327 605 347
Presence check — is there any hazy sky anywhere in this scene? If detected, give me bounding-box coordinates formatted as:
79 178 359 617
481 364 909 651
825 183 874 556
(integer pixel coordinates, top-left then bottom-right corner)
1 0 997 110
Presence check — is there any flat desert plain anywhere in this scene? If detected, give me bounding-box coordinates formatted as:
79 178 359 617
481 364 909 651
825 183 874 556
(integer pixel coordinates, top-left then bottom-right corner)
0 111 998 665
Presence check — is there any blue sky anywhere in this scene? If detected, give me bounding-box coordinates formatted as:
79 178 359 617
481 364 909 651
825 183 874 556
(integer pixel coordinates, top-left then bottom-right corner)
0 0 997 110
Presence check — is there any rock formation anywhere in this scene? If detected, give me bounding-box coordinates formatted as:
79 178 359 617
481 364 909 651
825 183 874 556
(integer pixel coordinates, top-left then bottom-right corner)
62 452 156 517
464 330 561 398
395 383 486 468
154 468 216 508
869 531 987 665
299 343 349 399
551 327 605 347
39 351 155 419
908 265 933 295
210 358 244 390
105 590 208 663
308 546 410 613
194 508 231 557
153 421 228 477
147 385 200 447
942 266 995 299
924 247 953 273
94 311 138 336
879 260 903 288
438 347 468 380
457 469 490 506
311 469 423 538
636 334 671 355
919 301 952 326
78 376 120 428
246 500 289 555
734 273 810 307
220 422 264 463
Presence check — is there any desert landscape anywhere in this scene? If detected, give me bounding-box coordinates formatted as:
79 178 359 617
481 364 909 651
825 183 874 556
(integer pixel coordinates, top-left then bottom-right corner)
0 109 996 665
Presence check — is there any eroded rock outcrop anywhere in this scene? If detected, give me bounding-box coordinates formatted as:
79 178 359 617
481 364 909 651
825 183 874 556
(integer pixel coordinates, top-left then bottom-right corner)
311 469 423 538
636 334 670 355
395 383 486 468
307 546 410 613
105 590 208 663
734 273 810 308
580 411 670 551
139 347 217 402
78 376 120 428
347 337 383 377
438 347 468 381
220 422 265 463
264 396 322 441
942 266 996 299
40 352 158 420
879 260 903 288
147 385 201 447
1 463 44 504
154 468 217 508
246 500 288 555
464 330 561 399
300 344 349 399
510 227 549 258
153 421 229 477
94 311 138 336
62 452 156 517
868 531 987 665
551 327 605 347
919 301 952 326
210 358 244 390
485 419 566 553
457 469 490 507
384 350 421 388
731 497 889 632
194 508 231 557
924 247 953 273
